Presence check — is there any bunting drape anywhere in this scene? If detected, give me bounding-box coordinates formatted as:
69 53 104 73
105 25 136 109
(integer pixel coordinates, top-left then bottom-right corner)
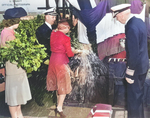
67 0 146 44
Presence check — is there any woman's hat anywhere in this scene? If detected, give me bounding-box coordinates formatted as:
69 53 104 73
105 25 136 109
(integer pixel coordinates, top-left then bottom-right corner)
111 4 131 18
3 7 27 20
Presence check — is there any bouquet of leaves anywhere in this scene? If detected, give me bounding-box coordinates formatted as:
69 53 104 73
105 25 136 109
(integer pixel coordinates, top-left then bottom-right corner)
0 15 47 73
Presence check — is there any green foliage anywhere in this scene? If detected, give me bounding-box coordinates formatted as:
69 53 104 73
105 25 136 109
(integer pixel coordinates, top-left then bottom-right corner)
0 22 3 33
70 25 81 49
0 15 47 73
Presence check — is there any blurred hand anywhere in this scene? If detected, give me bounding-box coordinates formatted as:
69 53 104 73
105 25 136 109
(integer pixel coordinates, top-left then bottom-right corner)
44 59 49 65
126 77 134 84
72 15 78 26
75 49 82 54
119 39 125 48
71 47 75 52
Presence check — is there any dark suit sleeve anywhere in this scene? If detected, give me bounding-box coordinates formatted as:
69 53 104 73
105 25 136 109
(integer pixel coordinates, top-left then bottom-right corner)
36 24 51 45
36 24 52 61
125 27 139 77
36 28 50 44
36 29 41 43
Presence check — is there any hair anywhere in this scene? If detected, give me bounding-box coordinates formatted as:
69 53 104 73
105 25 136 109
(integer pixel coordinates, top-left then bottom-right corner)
1 18 21 27
57 18 71 30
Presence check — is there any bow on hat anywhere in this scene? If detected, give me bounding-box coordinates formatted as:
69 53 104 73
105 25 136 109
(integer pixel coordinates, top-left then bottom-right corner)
3 7 27 20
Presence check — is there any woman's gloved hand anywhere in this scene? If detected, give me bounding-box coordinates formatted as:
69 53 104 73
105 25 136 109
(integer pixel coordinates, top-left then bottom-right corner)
44 59 49 65
71 47 82 54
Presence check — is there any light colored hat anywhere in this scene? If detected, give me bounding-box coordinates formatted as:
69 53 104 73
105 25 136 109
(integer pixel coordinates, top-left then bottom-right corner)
43 7 58 16
111 4 131 18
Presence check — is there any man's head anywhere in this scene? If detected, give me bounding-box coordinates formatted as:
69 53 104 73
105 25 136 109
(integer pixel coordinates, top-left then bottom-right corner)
43 7 58 25
111 4 131 24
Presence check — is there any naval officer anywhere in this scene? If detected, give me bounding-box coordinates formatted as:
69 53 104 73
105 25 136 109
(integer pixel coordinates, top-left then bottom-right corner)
111 4 149 118
32 7 58 106
36 7 58 59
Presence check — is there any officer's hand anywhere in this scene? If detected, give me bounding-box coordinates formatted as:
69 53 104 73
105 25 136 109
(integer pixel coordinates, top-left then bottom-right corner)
126 77 134 84
44 59 49 65
72 15 78 26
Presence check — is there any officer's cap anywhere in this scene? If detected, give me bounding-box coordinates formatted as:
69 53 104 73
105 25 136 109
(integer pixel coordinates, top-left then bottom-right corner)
111 4 131 18
43 7 58 16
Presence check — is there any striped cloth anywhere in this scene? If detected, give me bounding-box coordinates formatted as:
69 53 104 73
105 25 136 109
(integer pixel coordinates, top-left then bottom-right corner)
67 0 145 44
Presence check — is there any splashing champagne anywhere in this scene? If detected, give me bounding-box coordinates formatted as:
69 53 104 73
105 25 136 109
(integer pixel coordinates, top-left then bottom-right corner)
65 44 108 104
